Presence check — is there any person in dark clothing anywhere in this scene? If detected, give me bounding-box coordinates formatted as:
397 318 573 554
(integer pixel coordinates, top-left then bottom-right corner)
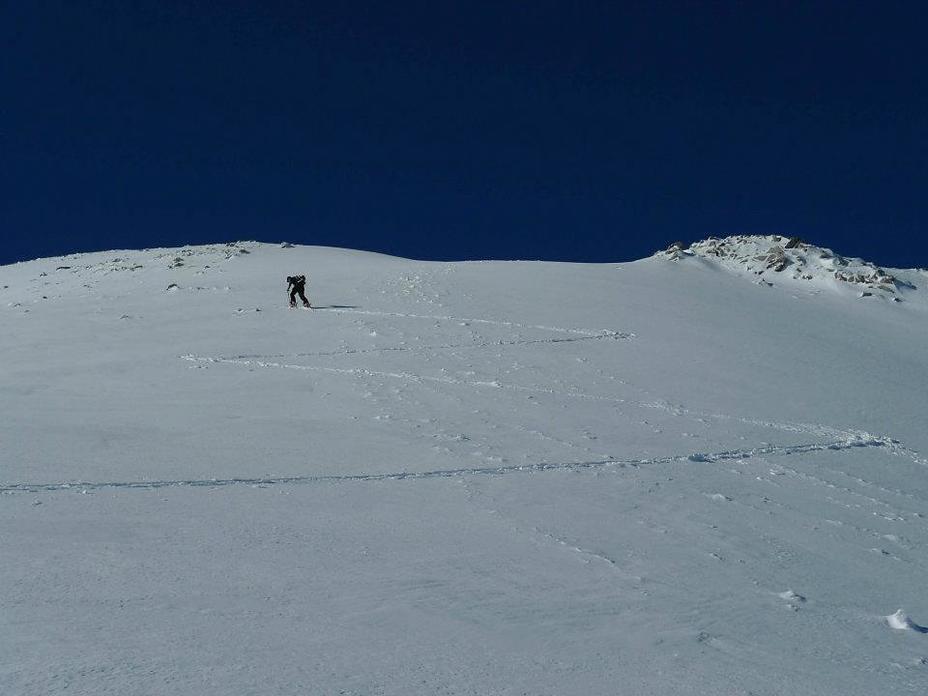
287 275 311 308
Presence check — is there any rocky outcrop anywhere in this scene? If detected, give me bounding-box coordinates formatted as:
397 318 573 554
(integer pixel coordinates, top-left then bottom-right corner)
655 235 917 300
755 245 791 272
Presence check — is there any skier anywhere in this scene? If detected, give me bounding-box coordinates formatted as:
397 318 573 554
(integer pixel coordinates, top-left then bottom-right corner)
287 275 311 308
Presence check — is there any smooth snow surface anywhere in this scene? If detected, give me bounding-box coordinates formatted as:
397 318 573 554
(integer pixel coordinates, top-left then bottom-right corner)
3 240 928 695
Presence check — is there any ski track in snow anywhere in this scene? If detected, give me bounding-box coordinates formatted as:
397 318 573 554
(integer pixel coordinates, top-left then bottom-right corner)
317 306 632 339
173 295 928 481
0 435 892 494
182 352 636 399
178 354 923 467
219 307 633 359
218 331 625 361
8 305 922 497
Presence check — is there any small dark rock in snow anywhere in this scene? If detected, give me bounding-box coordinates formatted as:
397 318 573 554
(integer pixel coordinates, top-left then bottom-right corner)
779 589 806 603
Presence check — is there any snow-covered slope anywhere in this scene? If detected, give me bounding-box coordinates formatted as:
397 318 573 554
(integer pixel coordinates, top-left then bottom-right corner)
3 240 928 695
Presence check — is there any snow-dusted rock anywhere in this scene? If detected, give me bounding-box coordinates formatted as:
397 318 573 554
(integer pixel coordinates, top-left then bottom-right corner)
655 234 921 301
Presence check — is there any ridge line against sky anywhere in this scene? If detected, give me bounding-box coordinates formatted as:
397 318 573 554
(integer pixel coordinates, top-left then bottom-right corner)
3 236 928 273
3 1 926 268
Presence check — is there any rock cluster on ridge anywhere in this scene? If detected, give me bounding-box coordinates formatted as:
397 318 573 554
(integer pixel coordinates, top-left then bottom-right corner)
656 235 918 300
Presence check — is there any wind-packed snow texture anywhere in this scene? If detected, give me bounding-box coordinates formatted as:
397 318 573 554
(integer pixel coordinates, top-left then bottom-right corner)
3 238 928 695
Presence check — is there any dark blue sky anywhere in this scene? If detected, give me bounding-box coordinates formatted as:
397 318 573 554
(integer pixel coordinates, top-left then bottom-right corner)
3 1 926 267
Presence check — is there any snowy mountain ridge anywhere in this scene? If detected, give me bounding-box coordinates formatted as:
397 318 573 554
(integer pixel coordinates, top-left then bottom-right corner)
656 234 925 303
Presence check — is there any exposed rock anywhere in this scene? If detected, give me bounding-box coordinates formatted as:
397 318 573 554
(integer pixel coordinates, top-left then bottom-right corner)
653 234 917 301
755 246 791 272
663 240 693 260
